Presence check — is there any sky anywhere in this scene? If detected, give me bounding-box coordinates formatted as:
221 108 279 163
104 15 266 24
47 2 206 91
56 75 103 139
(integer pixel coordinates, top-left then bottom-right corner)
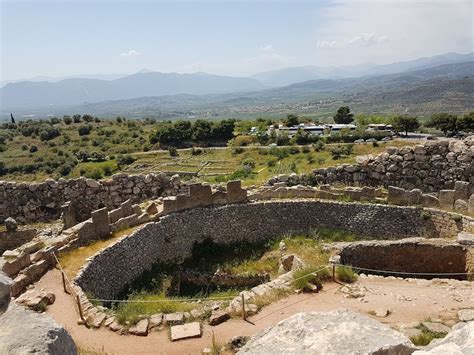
0 0 473 81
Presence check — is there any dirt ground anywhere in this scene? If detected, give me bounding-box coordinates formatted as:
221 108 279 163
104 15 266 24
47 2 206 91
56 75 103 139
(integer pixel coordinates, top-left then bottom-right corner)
32 268 474 355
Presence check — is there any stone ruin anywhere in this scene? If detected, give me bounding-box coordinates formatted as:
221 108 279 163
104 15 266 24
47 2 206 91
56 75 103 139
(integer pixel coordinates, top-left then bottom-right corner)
268 136 474 192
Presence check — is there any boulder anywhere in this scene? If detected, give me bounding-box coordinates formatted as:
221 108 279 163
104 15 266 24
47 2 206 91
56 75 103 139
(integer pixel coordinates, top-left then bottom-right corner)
413 321 474 354
149 313 163 329
458 309 474 322
4 217 18 232
0 272 12 314
0 303 77 354
129 318 149 336
238 309 414 354
16 290 55 312
164 312 184 326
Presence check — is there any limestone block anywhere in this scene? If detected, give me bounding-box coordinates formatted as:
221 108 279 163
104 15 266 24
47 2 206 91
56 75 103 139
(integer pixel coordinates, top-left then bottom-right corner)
406 189 422 205
162 197 177 214
457 232 474 245
227 180 247 204
468 194 474 213
108 208 123 224
454 181 471 201
120 199 133 217
421 194 439 208
170 322 201 341
129 318 149 336
91 207 110 238
439 190 455 209
1 252 31 277
176 194 192 211
145 202 158 215
189 183 213 207
208 310 230 326
164 312 184 326
454 199 468 211
387 186 405 205
212 191 227 205
137 213 150 225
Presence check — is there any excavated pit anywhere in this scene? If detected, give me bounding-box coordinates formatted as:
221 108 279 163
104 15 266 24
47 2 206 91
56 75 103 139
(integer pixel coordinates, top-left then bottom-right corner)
337 238 472 280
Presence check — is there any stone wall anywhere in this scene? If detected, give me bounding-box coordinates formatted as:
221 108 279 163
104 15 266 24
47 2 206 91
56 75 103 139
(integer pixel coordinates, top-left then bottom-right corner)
336 238 470 279
0 230 37 255
268 137 474 192
0 172 181 223
75 200 472 300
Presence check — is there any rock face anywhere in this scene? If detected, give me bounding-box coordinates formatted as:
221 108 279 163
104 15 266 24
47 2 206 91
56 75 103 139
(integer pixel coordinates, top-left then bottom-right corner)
413 321 474 354
238 309 414 354
0 303 77 354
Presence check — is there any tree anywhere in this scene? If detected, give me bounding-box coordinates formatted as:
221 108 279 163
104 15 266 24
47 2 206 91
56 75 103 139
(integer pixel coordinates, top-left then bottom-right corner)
285 114 299 127
457 112 474 132
72 114 82 123
333 106 354 124
63 115 73 125
426 113 458 136
392 115 420 136
191 120 212 141
82 114 94 122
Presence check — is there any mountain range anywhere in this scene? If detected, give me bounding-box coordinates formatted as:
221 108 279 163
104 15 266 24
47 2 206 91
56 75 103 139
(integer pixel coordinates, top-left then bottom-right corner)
0 52 473 118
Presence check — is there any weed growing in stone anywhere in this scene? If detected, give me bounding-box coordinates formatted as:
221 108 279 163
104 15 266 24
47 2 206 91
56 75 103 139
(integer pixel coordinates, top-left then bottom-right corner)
336 266 358 283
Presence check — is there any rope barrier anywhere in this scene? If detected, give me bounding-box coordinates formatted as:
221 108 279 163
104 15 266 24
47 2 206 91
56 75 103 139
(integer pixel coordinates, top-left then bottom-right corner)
332 263 474 276
88 295 236 303
291 265 331 282
52 252 77 295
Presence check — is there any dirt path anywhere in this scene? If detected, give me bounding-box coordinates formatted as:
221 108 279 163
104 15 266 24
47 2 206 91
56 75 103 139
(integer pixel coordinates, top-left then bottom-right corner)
34 269 474 355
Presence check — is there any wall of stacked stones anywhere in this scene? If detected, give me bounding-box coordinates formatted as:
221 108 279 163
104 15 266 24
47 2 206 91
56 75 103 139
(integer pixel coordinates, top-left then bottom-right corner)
268 137 474 192
75 199 464 300
0 172 181 223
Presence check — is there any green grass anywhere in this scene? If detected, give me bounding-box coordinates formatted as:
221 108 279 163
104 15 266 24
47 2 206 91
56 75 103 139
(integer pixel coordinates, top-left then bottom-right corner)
410 324 447 346
113 292 195 325
335 265 358 283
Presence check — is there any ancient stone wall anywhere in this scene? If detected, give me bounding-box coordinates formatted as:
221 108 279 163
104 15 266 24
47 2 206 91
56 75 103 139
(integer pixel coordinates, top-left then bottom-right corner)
337 238 469 278
0 230 37 255
0 172 181 223
268 137 474 192
75 200 471 300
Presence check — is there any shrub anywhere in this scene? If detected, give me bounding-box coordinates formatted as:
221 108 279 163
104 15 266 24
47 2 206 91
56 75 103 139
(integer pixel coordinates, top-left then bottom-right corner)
288 146 300 154
301 145 311 153
242 158 256 171
168 147 179 157
191 147 203 155
232 147 244 154
29 145 38 153
267 158 277 167
78 125 91 136
336 265 358 283
313 141 325 152
117 154 136 167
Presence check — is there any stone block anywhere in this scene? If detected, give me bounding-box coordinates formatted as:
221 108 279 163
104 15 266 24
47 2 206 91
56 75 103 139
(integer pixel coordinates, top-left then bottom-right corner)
227 180 247 204
421 194 439 208
406 189 422 205
22 260 49 282
387 186 405 205
137 213 150 225
1 252 31 277
108 208 123 224
176 194 192 211
457 232 474 245
454 181 470 201
212 191 227 205
439 190 455 209
189 183 213 207
129 318 149 336
146 202 158 215
77 220 96 243
209 310 230 326
170 322 201 341
468 194 474 213
454 199 468 211
11 274 29 297
60 202 77 229
149 313 163 329
111 214 139 232
120 199 133 217
164 312 184 326
91 207 110 238
162 197 177 214
132 204 142 216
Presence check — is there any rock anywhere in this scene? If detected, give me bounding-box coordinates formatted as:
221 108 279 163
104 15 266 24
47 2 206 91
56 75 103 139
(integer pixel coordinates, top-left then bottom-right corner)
209 310 230 326
4 217 18 232
399 327 423 340
16 290 55 312
454 199 468 211
413 321 474 354
108 321 123 332
149 313 163 328
0 272 12 315
457 232 474 245
239 310 413 354
0 303 77 354
164 312 184 326
458 309 474 322
245 304 259 316
146 202 158 215
229 335 250 351
190 308 207 319
374 308 390 318
170 322 202 341
87 312 106 329
85 178 100 188
129 318 149 336
422 322 451 334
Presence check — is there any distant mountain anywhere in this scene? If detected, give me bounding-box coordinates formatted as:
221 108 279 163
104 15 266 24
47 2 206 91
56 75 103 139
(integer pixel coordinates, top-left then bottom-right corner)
0 73 128 87
252 52 474 87
0 72 264 109
7 61 471 119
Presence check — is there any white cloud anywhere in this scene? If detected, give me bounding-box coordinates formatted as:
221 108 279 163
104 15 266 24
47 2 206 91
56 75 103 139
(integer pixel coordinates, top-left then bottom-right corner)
261 44 274 52
347 33 389 47
120 49 141 57
316 40 338 49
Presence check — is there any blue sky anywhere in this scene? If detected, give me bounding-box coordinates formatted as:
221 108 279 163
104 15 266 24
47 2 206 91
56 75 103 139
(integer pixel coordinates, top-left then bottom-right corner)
1 0 472 81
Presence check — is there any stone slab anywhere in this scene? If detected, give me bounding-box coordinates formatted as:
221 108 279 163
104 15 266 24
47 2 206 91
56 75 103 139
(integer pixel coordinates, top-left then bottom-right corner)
170 322 202 341
457 232 474 245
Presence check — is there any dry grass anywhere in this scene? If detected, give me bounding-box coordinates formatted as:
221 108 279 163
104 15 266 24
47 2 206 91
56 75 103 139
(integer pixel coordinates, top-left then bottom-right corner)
58 226 138 278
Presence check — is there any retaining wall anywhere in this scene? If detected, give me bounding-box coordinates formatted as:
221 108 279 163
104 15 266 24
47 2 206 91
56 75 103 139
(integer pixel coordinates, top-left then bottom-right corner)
75 199 474 300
